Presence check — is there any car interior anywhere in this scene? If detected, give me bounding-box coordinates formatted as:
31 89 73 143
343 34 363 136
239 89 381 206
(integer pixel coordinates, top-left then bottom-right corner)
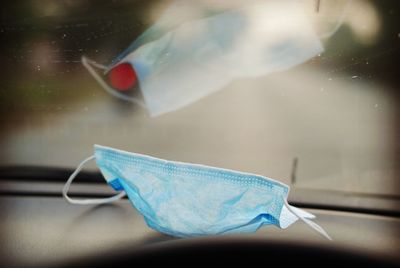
0 0 399 267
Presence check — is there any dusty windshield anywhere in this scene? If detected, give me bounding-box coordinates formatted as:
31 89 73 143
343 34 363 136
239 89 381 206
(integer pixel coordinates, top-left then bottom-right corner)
0 0 399 198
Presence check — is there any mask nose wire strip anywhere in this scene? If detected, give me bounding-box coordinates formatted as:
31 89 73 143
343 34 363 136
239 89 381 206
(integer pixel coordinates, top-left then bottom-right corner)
81 56 147 108
284 199 332 241
62 155 126 205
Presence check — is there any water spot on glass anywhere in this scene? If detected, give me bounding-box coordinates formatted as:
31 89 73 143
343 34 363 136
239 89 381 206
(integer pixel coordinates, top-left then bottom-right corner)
374 104 378 108
320 87 324 92
37 65 41 71
61 33 67 39
328 78 332 81
366 61 369 65
351 75 358 79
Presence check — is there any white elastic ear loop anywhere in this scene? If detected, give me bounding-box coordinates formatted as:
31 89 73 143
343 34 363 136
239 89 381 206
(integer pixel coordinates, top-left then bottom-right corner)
318 0 353 39
62 155 126 205
81 56 147 108
284 199 332 241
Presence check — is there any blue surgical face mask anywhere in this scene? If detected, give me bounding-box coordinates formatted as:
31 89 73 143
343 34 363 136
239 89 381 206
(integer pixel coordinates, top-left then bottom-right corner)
63 145 331 240
82 0 323 117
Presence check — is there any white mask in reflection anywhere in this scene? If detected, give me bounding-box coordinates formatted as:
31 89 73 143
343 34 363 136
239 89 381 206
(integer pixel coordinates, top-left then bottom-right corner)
83 0 323 117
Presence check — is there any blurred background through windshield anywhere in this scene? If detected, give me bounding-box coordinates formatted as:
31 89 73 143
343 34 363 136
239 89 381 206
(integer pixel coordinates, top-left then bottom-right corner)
0 0 399 199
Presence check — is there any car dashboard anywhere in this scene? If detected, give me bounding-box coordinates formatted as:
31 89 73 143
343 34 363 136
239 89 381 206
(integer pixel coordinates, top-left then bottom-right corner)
0 176 399 267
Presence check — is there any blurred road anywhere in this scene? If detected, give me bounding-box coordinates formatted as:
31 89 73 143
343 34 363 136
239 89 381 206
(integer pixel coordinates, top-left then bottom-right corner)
0 66 398 196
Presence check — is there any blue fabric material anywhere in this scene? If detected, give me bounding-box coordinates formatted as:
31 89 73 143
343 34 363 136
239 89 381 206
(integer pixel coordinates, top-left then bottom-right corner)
94 145 289 237
109 178 124 191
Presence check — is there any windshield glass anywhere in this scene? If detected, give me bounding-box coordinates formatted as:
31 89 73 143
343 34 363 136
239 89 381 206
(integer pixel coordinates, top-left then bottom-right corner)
0 0 399 199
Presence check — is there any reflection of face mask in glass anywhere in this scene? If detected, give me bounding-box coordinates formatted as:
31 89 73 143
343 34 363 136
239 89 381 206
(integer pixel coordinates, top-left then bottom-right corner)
83 0 324 117
63 145 331 240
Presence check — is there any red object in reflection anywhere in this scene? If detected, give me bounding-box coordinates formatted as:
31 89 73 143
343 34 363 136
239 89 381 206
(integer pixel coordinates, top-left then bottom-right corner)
108 63 137 91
